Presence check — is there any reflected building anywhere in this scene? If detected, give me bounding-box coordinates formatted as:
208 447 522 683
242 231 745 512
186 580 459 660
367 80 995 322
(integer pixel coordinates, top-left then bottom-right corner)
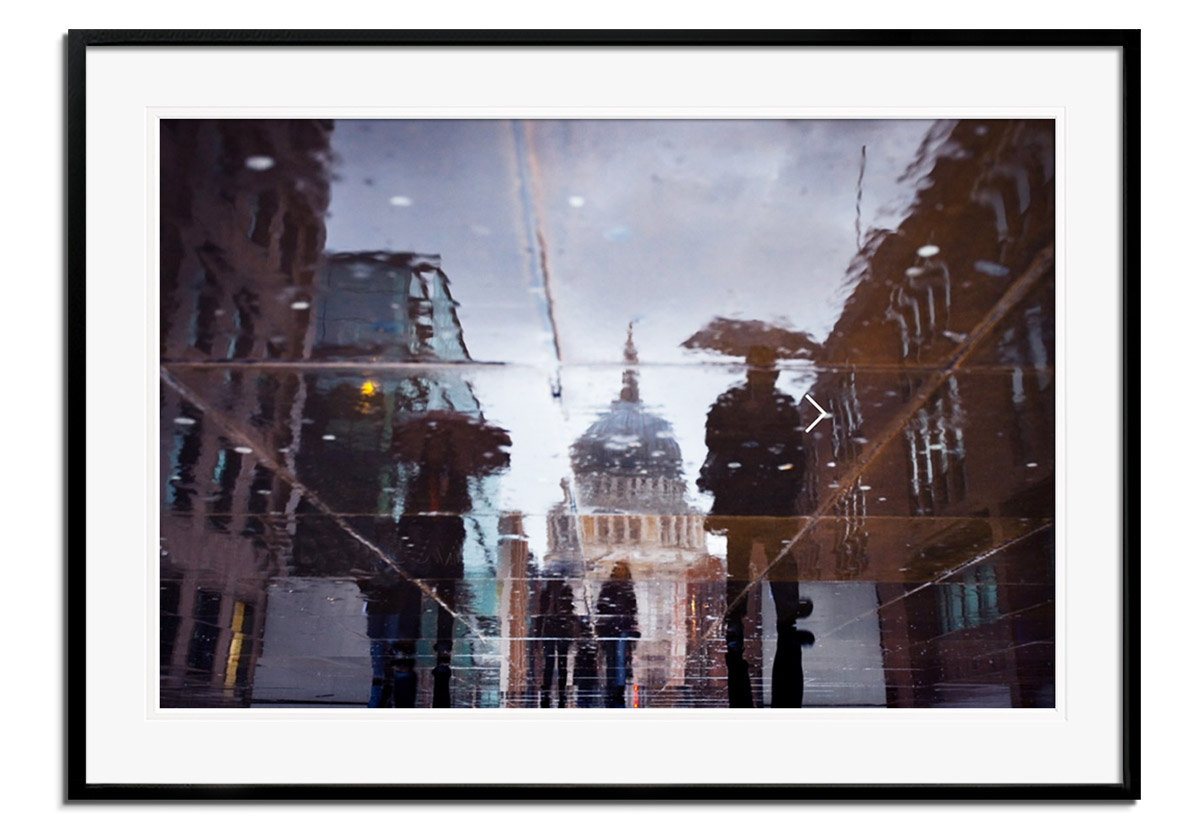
311 252 470 361
160 119 512 708
497 513 537 705
160 119 332 707
524 329 727 707
268 253 509 708
160 119 333 363
803 118 1056 706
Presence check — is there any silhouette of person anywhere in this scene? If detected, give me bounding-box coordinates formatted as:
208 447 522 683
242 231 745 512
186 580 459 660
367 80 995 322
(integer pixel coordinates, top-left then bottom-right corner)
595 561 639 708
572 621 603 709
534 575 579 708
698 345 815 707
363 578 460 707
363 421 474 708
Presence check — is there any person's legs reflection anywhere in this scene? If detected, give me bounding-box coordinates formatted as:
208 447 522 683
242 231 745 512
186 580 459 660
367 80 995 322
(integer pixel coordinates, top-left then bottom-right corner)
431 574 457 709
540 638 571 708
367 612 400 708
602 638 625 708
573 630 600 708
540 643 556 709
769 585 813 708
554 639 570 707
767 523 814 708
365 583 423 708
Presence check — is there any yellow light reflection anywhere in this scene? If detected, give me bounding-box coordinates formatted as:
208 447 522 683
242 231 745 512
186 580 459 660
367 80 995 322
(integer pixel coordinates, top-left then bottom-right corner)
223 601 246 694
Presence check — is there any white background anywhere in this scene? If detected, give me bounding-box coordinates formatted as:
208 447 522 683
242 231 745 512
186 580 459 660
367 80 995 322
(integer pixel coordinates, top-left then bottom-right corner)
94 48 1089 786
2 0 1190 834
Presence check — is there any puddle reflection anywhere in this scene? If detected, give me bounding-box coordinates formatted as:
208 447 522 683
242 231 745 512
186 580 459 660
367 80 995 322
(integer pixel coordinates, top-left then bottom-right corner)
160 117 1055 709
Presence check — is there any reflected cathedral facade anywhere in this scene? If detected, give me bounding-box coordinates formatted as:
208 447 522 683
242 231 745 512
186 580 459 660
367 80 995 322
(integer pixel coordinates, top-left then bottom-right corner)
501 328 728 708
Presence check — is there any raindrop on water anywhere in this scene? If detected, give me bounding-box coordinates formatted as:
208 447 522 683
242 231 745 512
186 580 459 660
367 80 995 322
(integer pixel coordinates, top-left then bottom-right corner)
973 260 1011 277
244 155 275 171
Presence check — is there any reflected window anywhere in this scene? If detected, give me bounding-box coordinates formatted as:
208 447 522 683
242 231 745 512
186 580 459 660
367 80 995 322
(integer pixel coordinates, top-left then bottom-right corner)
936 564 1000 634
248 190 279 247
905 376 968 515
166 412 202 513
207 446 243 529
160 581 181 668
186 589 223 675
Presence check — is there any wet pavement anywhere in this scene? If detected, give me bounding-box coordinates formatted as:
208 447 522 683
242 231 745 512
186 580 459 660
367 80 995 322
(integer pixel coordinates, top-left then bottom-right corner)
159 118 1054 708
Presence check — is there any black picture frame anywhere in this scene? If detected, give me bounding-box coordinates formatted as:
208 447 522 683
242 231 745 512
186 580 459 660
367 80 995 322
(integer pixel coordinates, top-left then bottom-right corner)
65 28 1140 801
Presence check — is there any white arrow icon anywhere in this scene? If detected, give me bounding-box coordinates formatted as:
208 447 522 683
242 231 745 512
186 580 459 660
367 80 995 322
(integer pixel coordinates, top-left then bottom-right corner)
803 394 832 433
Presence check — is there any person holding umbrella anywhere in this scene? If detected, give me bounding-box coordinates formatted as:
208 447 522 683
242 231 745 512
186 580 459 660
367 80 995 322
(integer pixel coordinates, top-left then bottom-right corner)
696 344 815 707
363 409 511 708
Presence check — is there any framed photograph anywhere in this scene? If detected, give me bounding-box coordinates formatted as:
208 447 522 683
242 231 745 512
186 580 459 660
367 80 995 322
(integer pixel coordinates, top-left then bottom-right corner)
68 30 1140 799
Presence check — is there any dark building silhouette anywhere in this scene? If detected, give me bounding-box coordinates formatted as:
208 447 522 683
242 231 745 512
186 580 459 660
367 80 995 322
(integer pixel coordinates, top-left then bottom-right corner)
160 120 332 707
160 120 513 708
803 118 1056 707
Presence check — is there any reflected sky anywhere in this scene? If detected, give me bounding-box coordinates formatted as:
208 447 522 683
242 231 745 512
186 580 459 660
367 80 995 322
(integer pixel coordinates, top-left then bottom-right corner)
326 119 936 364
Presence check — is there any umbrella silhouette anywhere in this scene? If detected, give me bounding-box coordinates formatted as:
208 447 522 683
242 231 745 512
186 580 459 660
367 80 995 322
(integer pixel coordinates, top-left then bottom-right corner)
389 411 512 478
682 317 822 361
372 408 511 709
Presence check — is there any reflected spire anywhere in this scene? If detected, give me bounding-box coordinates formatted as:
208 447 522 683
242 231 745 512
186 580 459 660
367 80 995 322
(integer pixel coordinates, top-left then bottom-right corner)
620 321 639 403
